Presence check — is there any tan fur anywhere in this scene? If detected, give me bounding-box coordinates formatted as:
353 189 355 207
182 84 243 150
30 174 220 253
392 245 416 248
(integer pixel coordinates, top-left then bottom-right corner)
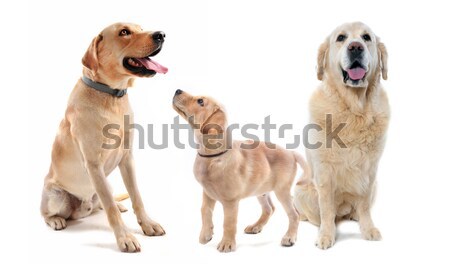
293 22 390 249
172 90 309 252
40 23 166 252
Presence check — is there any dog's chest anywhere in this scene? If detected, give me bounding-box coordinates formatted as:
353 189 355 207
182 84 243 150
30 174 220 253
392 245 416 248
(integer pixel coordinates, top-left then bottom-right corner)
102 110 133 173
342 111 388 150
193 158 237 200
71 101 133 174
338 111 388 194
311 99 389 195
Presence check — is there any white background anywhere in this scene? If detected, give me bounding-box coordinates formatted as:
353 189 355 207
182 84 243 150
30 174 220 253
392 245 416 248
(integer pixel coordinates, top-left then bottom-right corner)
19 0 450 263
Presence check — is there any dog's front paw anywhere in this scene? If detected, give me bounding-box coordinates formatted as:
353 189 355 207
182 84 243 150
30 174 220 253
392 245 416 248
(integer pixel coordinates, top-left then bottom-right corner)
199 227 213 244
362 227 382 241
140 219 165 236
315 233 335 250
281 234 297 247
117 233 141 253
217 238 236 253
45 216 67 230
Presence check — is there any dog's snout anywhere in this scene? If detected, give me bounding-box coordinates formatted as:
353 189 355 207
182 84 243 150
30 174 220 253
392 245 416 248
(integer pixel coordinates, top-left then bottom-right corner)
175 89 183 95
152 31 165 43
348 41 364 55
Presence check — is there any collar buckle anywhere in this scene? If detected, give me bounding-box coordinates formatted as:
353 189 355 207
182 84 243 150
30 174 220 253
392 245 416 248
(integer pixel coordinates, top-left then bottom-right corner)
114 89 127 97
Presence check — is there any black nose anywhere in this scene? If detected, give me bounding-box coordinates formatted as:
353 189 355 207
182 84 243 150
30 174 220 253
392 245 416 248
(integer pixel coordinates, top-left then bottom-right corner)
348 41 364 57
152 31 165 43
175 89 183 95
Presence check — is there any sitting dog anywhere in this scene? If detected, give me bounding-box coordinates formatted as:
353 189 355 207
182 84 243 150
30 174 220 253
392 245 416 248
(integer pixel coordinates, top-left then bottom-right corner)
40 22 168 252
172 89 309 252
294 22 389 249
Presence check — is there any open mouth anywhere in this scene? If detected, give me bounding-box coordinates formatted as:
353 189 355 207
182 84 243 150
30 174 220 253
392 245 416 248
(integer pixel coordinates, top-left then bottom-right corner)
342 61 366 83
123 48 168 76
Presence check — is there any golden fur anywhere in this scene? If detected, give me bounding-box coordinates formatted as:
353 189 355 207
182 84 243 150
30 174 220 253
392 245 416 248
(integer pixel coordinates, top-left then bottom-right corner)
293 22 390 249
172 90 309 252
40 23 166 252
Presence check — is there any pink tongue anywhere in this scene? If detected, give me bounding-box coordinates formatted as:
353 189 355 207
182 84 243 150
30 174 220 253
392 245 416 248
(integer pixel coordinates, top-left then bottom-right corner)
136 58 168 74
347 67 366 80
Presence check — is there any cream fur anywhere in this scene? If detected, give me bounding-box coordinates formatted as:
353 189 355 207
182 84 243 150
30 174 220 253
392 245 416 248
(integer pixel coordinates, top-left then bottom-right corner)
173 90 309 252
294 22 390 249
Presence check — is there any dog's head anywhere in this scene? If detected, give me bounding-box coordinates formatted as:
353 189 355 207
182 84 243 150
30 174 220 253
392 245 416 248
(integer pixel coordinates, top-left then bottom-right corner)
82 22 168 82
172 90 227 137
317 22 387 88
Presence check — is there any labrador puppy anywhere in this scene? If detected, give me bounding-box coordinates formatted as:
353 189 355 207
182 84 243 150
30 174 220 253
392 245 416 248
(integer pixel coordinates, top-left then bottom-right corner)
40 22 168 252
294 22 389 249
172 90 309 252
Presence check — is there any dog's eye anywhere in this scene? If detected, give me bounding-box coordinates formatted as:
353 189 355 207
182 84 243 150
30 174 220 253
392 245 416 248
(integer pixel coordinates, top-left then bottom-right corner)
197 98 204 106
336 34 347 42
119 29 131 36
362 34 371 41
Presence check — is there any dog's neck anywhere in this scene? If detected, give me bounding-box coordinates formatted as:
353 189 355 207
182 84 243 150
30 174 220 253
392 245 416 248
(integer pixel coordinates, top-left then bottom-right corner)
196 129 230 157
327 71 381 114
83 68 133 90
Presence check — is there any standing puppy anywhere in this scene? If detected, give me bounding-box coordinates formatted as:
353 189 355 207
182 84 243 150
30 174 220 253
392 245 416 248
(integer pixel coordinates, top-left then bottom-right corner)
173 90 309 252
40 23 168 252
294 22 389 249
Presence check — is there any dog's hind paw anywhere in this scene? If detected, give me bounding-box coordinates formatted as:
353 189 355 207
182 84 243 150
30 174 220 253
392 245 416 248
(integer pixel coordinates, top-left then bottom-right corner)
45 216 67 230
244 224 264 234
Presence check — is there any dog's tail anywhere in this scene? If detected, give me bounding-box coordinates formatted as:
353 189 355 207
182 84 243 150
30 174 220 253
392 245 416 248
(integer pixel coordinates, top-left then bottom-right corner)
293 151 312 185
114 193 130 202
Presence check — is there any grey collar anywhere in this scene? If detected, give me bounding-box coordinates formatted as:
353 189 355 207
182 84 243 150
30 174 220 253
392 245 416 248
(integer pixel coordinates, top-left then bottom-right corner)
81 76 127 98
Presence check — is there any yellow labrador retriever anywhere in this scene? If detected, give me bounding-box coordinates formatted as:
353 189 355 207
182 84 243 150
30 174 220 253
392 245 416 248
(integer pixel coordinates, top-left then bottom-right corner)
40 22 168 252
294 22 389 249
172 90 309 252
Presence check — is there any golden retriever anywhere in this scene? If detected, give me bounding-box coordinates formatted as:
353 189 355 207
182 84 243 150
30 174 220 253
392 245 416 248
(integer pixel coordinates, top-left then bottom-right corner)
293 22 389 249
172 90 309 252
40 22 168 252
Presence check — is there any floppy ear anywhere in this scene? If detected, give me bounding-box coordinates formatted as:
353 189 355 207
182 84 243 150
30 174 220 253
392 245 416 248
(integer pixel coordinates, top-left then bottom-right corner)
377 41 388 80
82 34 103 74
201 108 227 135
316 38 329 81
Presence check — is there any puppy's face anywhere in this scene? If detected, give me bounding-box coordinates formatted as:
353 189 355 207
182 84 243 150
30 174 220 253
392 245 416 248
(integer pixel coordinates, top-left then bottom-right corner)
318 22 387 88
172 90 226 135
82 22 168 78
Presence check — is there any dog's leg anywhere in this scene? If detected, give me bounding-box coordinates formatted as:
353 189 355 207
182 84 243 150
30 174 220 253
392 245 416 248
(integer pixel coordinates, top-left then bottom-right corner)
275 188 299 247
118 153 165 236
244 193 275 234
199 191 216 244
294 180 321 226
85 162 141 253
41 182 72 230
217 200 239 253
356 183 381 241
315 168 336 250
